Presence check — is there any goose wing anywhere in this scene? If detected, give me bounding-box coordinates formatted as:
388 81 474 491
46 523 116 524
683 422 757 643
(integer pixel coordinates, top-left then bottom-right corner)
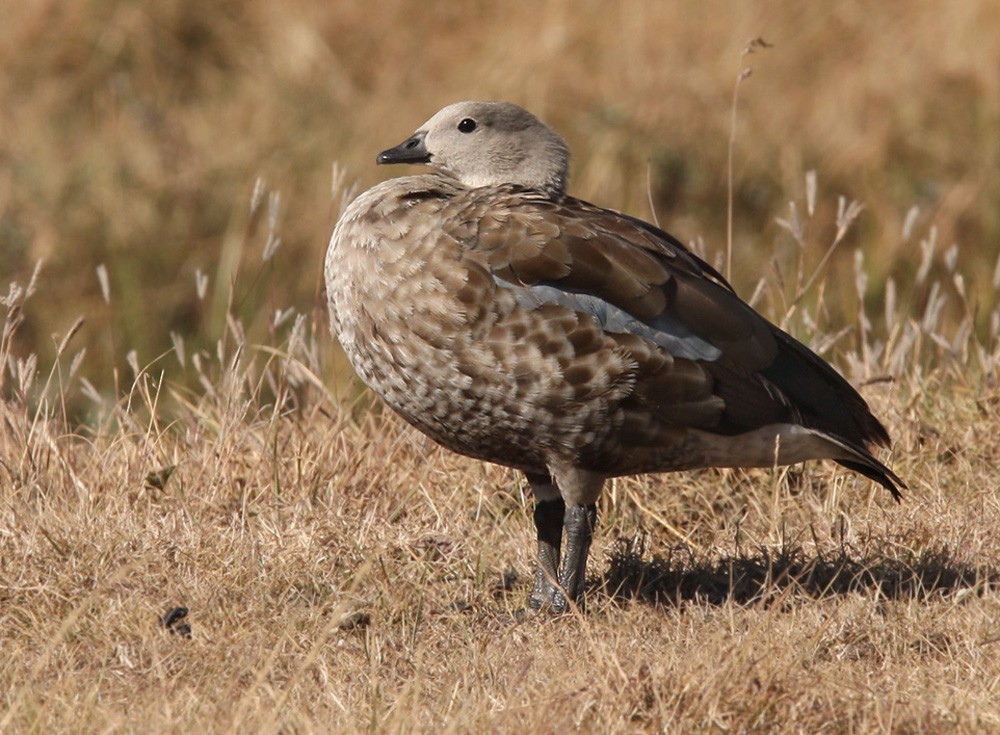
453 187 900 495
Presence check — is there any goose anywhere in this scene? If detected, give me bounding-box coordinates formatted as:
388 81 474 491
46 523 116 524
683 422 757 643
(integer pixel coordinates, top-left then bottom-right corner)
325 101 903 613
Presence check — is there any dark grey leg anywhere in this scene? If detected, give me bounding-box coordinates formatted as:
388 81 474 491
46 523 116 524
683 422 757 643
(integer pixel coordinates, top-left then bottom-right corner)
529 497 565 611
551 503 598 613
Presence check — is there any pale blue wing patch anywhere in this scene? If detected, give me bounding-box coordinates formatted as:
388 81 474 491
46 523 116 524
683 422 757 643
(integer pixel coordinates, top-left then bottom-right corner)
501 280 722 361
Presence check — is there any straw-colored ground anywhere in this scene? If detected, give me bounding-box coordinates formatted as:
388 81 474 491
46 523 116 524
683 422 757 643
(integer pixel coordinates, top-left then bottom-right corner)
2 321 999 732
3 1 1000 732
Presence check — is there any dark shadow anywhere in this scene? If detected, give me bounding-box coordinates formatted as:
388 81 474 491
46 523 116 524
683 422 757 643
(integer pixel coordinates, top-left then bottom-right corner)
601 536 997 608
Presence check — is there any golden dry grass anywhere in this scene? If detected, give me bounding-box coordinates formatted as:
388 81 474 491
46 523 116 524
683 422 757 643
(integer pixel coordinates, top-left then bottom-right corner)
4 1 1000 732
2 293 1000 731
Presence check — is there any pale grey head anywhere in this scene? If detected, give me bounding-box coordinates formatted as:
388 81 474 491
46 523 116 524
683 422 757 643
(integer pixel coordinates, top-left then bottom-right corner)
376 101 570 195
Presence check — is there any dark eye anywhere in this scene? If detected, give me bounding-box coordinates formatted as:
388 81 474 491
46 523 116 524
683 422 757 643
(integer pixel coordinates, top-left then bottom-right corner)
457 118 477 133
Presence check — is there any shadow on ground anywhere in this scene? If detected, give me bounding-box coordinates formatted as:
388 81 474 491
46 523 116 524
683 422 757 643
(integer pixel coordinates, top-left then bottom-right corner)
601 536 997 607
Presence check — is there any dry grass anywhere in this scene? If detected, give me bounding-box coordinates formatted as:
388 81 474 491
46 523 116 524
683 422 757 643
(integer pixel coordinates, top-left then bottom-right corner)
4 1 1000 732
2 274 1000 731
4 188 1000 732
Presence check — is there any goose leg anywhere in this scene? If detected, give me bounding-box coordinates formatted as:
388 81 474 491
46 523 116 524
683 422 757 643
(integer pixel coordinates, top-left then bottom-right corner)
551 503 598 613
529 496 565 611
528 467 605 613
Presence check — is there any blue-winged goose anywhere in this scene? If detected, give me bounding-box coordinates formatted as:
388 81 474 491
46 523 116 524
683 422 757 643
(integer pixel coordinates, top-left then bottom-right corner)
326 101 903 613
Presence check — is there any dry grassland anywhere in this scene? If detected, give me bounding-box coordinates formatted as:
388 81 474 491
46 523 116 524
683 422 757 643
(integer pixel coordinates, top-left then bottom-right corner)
3 1 1000 732
3 281 1000 732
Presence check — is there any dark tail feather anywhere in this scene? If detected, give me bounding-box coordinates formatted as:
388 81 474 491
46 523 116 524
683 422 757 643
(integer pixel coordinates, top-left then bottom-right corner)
764 329 891 449
836 457 905 502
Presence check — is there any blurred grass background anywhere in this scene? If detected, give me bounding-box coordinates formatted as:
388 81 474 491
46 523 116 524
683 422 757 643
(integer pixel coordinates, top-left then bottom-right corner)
3 5 1000 730
2 0 999 402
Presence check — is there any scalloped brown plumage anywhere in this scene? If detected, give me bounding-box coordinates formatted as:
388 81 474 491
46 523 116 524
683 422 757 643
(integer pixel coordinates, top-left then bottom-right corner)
325 101 904 613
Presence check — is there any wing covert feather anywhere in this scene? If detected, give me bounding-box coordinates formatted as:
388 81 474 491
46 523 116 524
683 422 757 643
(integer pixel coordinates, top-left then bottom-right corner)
460 190 776 368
